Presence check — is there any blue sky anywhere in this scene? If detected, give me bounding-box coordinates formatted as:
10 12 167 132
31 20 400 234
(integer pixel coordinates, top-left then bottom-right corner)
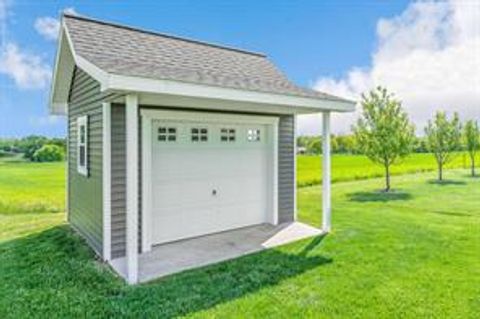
1 0 479 137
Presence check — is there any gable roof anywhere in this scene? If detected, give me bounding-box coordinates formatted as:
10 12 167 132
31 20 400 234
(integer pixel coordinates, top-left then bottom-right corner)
50 14 355 114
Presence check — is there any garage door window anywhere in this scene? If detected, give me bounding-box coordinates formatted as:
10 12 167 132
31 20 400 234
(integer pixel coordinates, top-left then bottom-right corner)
247 129 261 142
158 127 176 142
221 128 236 142
191 128 208 142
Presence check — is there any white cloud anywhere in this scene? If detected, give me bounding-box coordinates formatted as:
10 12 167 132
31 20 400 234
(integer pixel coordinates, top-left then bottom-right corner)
34 8 77 41
34 16 59 41
0 43 51 89
300 0 480 135
0 1 52 89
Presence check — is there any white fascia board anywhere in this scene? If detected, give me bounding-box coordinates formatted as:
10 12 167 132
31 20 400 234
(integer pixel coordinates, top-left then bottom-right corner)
104 74 356 113
48 25 65 115
50 20 110 115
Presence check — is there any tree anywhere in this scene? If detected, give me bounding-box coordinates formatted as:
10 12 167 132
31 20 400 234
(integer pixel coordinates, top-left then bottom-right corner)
16 135 48 161
32 144 64 162
463 120 480 177
307 137 322 154
353 87 415 192
424 112 462 181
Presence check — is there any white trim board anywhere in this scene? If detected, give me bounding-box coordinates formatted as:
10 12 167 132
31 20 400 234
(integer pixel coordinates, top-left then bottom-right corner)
106 75 355 113
141 109 279 252
126 94 139 284
141 109 279 125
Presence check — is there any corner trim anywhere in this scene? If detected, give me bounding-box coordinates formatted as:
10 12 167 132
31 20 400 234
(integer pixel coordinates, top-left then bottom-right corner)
102 102 112 261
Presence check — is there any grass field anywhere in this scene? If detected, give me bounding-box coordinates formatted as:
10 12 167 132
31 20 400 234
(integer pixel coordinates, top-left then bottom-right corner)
0 158 479 318
297 152 476 187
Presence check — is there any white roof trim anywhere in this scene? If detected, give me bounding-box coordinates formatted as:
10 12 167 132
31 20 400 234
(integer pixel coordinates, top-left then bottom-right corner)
50 17 356 115
49 18 109 115
104 74 355 113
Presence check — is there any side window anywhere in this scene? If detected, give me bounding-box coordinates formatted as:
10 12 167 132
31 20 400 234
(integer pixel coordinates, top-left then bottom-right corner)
158 127 177 142
220 128 236 142
77 115 88 176
191 128 208 142
247 129 261 142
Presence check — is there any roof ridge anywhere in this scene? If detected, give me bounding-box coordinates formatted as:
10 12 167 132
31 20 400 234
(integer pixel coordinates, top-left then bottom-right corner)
62 13 267 58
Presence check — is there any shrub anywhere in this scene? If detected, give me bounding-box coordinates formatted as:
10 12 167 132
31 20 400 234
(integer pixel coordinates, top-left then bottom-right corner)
32 144 65 162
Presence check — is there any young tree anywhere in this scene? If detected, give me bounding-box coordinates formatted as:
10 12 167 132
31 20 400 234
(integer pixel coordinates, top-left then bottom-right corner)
424 112 462 181
463 120 480 177
353 87 415 192
32 144 65 162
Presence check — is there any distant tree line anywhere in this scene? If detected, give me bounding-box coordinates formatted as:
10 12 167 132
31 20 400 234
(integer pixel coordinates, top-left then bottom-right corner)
298 134 439 155
0 135 66 162
299 86 479 191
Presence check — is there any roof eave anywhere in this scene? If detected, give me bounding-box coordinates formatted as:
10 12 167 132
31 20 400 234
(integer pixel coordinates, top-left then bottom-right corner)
102 73 356 113
49 18 110 115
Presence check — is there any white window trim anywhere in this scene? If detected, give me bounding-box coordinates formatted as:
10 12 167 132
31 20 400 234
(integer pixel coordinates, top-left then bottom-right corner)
77 115 88 176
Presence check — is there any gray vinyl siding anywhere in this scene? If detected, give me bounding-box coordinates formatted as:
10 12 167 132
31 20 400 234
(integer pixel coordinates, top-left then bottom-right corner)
111 104 127 258
278 115 295 223
110 104 142 259
109 108 295 258
67 67 104 256
68 67 121 258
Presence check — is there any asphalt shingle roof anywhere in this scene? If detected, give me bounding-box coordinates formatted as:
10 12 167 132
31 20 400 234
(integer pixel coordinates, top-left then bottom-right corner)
64 14 350 103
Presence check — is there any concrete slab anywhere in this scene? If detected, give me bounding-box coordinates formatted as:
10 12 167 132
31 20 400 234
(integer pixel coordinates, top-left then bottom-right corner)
110 222 323 283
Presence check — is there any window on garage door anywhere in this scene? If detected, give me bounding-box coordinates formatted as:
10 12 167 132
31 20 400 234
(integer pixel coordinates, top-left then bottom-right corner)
158 127 177 142
247 128 261 142
191 127 208 142
220 128 236 142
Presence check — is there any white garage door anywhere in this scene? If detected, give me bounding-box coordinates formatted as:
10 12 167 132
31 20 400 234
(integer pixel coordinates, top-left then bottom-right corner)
149 115 273 245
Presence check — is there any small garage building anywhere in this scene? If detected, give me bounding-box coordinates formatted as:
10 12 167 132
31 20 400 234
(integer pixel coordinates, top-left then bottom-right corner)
50 13 355 283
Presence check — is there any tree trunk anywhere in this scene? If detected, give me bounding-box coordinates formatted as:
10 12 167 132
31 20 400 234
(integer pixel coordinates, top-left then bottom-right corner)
438 162 443 181
472 155 476 177
385 163 391 192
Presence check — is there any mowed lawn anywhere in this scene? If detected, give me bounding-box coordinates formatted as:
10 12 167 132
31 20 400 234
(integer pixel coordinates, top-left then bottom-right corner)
1 159 479 318
297 152 475 187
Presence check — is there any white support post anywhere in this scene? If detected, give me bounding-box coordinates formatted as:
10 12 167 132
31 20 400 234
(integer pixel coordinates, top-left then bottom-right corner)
322 112 331 232
102 102 111 261
293 114 298 220
126 94 139 284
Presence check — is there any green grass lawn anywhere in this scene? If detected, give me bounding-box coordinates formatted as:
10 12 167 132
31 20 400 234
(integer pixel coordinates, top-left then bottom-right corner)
298 152 475 187
0 160 479 318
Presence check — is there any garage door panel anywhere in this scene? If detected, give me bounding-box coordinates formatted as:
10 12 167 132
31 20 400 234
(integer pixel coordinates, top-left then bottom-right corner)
149 118 272 246
215 176 265 202
153 184 214 208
